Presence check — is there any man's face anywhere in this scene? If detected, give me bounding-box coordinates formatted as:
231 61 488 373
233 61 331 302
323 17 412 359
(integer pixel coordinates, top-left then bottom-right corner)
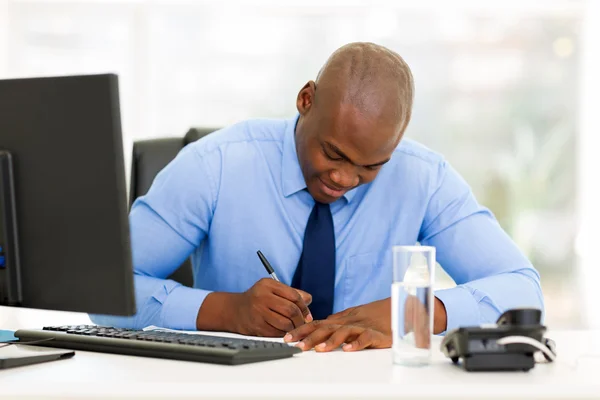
295 83 401 204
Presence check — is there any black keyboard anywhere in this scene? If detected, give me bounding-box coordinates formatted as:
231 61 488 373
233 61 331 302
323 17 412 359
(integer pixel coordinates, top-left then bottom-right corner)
14 325 301 365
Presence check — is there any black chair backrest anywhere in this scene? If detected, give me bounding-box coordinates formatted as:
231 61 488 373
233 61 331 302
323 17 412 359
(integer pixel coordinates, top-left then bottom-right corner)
129 138 185 207
184 127 217 145
129 127 219 287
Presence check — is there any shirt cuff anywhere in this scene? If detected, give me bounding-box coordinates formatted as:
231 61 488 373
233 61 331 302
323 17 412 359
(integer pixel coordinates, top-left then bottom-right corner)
161 285 212 330
435 286 481 333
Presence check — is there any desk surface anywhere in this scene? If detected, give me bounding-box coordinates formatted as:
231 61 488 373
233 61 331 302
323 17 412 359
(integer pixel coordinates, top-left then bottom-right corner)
1 308 599 399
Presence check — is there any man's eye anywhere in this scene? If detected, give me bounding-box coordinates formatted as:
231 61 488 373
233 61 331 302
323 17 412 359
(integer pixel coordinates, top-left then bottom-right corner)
324 150 342 161
365 165 382 171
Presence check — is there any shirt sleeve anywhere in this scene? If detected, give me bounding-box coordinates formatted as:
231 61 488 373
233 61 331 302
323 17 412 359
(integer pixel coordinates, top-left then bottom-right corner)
90 144 220 330
418 161 545 333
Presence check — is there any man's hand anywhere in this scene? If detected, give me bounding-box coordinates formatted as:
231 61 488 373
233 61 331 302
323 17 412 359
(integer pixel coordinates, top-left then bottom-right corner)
283 298 391 351
284 320 391 352
326 298 392 333
196 278 312 337
284 297 448 351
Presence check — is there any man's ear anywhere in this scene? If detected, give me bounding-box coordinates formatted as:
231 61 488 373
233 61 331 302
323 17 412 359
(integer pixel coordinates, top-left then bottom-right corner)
296 81 316 116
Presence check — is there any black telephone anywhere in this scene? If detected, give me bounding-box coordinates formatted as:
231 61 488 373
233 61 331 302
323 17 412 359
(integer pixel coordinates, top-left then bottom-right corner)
440 308 556 371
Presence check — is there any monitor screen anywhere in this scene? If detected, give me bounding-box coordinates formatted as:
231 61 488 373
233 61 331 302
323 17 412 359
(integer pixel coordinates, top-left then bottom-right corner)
0 74 135 316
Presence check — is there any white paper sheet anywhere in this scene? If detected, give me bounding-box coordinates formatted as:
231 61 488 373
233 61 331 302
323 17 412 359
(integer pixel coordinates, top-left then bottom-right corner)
142 325 298 345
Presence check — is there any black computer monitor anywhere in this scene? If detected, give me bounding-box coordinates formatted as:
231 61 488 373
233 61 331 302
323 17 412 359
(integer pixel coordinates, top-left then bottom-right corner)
0 74 135 316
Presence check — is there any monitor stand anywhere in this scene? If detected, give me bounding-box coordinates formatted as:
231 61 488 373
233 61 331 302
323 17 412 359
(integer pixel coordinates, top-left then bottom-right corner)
0 151 75 370
0 150 22 307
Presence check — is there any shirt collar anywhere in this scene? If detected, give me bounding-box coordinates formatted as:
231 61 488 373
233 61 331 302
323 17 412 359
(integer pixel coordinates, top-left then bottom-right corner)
281 114 358 203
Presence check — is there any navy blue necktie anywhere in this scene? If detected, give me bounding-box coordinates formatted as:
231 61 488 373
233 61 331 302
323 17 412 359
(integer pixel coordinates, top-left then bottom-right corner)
292 202 336 320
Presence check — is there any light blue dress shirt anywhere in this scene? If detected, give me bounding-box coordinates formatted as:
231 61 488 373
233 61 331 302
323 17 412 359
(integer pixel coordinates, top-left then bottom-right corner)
91 116 544 332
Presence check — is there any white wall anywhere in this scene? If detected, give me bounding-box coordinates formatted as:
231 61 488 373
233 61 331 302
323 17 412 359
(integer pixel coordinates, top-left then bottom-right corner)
577 0 600 329
0 0 8 76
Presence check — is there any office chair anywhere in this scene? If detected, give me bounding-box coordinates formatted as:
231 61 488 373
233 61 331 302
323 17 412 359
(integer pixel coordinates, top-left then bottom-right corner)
129 127 219 287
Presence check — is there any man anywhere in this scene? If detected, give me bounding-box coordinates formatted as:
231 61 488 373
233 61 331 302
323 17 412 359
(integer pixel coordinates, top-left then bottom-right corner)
92 42 544 352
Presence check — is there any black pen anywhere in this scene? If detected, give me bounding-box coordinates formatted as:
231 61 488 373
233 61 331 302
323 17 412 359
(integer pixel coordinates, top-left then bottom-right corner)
257 250 280 282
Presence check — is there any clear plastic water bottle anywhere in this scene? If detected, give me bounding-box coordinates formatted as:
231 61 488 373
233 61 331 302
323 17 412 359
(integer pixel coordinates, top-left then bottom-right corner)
392 246 435 366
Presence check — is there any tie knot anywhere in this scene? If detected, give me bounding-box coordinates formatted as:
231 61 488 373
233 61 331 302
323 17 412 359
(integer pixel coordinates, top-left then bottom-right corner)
314 202 332 217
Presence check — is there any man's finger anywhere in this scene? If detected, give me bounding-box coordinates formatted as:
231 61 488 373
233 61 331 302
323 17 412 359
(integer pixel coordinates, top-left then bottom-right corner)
263 306 297 333
294 289 313 306
314 325 362 352
269 300 305 329
343 330 386 352
272 283 313 322
283 320 321 342
295 323 340 351
343 330 374 351
259 320 288 338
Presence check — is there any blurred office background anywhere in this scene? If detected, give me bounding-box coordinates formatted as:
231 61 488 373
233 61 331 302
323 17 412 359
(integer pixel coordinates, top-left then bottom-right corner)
1 0 598 330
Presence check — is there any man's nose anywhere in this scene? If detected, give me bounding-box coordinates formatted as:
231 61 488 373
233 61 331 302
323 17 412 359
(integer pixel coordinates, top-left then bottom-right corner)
330 167 359 189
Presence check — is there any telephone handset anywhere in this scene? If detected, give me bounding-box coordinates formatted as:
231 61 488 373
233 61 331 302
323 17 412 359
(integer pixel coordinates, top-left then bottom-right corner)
441 308 556 371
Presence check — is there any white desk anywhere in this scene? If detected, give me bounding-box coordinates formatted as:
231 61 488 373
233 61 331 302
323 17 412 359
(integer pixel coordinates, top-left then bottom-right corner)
1 308 599 399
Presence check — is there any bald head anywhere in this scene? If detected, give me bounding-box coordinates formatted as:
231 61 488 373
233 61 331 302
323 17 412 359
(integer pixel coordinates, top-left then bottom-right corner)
294 42 415 203
315 42 414 134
